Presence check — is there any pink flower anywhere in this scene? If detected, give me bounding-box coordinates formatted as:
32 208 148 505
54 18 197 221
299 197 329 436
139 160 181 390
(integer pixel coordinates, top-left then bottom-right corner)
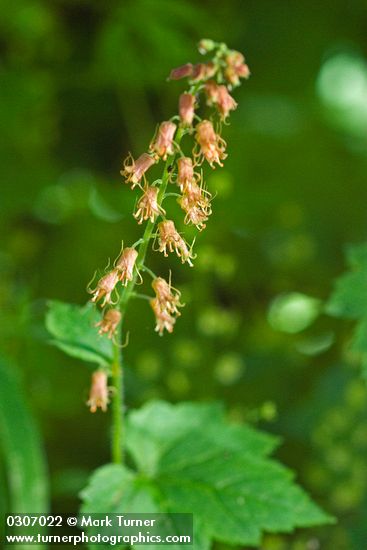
150 297 176 335
179 93 196 127
95 309 121 339
150 121 177 160
134 185 166 224
195 120 227 168
178 183 212 231
191 62 217 82
177 157 195 191
205 81 237 120
157 220 194 266
169 63 193 80
152 277 182 315
115 247 138 285
89 269 119 307
87 370 109 413
121 153 155 188
225 51 250 87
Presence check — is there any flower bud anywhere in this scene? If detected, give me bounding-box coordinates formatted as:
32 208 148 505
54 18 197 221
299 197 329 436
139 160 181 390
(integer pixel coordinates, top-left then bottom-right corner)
198 39 216 54
179 93 196 127
87 370 109 413
89 269 119 307
96 308 121 339
134 185 165 224
121 153 155 188
115 247 138 285
169 63 193 80
150 121 177 160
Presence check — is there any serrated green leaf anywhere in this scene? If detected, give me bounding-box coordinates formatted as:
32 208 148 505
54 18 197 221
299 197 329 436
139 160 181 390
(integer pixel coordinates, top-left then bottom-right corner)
45 300 113 367
81 401 333 549
126 400 279 476
80 464 194 550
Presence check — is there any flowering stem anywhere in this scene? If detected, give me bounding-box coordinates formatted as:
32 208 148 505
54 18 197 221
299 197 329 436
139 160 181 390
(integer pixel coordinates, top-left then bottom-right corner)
110 127 184 464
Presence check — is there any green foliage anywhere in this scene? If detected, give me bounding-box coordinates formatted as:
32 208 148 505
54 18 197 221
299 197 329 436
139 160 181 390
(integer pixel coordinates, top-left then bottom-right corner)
326 243 367 377
81 401 332 549
0 358 49 521
46 300 113 368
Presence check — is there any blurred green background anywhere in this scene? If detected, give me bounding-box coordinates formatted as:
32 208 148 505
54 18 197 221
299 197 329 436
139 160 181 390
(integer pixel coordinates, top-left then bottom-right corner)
2 0 367 548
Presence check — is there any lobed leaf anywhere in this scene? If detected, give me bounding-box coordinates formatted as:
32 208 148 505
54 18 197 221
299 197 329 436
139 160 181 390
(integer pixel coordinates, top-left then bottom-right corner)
81 401 333 549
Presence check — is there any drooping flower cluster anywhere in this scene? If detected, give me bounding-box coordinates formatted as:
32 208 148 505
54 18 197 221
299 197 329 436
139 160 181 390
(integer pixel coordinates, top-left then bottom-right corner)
86 40 249 410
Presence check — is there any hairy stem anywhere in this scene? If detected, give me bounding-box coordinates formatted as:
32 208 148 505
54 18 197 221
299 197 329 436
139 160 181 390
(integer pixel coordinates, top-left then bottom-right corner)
110 127 184 463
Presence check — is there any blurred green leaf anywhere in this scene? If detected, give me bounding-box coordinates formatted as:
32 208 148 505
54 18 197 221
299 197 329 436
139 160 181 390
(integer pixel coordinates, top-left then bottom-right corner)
0 358 49 526
326 243 367 378
81 401 333 549
326 244 367 319
268 292 321 333
45 301 113 367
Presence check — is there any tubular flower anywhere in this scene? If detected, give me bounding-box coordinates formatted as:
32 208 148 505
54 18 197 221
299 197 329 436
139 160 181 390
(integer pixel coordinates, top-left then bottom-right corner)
177 156 196 192
179 183 212 231
195 120 227 168
191 62 217 82
179 195 208 230
120 153 155 189
87 370 109 413
225 51 250 87
115 247 138 285
179 93 196 127
150 121 177 160
205 82 237 120
150 297 176 335
89 269 119 307
152 277 183 315
158 220 194 266
96 308 121 339
134 185 165 224
169 63 193 80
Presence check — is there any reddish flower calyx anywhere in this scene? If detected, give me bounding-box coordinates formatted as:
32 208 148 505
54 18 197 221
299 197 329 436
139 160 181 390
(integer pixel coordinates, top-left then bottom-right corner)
158 220 194 266
89 269 119 307
150 121 177 160
205 81 237 120
134 185 165 224
179 93 196 127
96 308 121 339
115 247 138 286
195 120 227 168
169 63 193 80
225 51 250 87
121 153 155 188
87 370 109 413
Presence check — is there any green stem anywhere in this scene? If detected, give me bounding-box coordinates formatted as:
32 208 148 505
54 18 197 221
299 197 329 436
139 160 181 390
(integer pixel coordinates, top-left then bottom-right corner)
110 127 185 464
111 332 123 464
